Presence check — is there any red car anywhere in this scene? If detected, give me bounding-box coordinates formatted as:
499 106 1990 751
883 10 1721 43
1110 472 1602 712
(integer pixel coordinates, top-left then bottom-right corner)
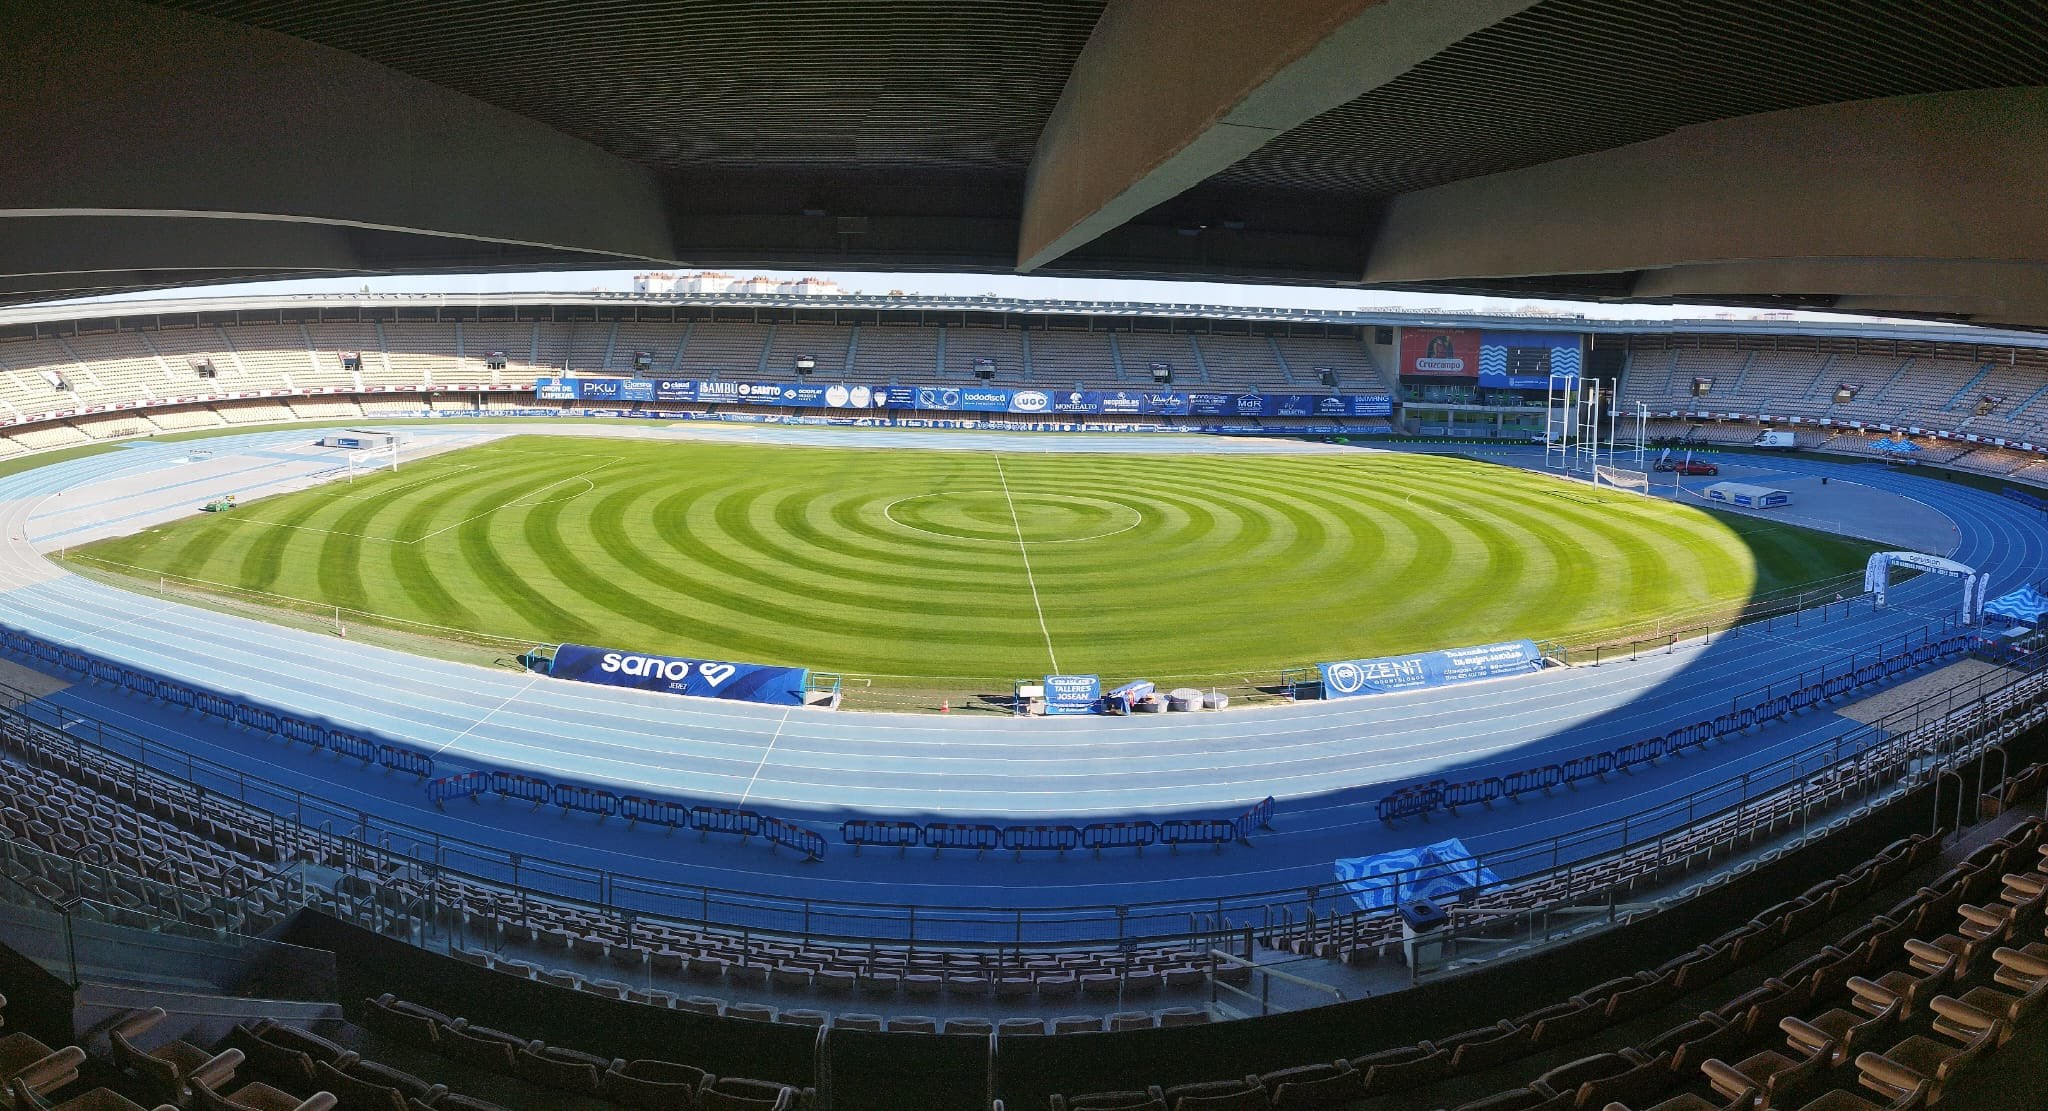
1653 459 1720 476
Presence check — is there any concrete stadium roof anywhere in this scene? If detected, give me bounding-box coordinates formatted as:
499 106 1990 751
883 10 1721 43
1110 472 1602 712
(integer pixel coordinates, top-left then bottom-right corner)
15 291 2048 355
5 1 2048 325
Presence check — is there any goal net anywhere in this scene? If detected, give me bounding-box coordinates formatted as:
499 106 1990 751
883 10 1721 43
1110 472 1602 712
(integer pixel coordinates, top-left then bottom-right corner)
1593 464 1651 494
344 439 400 482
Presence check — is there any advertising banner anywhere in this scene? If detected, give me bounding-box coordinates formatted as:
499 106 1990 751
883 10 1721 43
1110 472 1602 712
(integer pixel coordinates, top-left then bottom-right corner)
550 643 809 706
1400 329 1480 378
549 377 1390 419
1478 332 1583 390
1318 639 1543 698
1334 837 1502 912
1044 674 1101 716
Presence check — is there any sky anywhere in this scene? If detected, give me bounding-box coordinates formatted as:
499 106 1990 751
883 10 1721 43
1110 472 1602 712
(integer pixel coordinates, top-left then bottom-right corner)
62 268 1916 326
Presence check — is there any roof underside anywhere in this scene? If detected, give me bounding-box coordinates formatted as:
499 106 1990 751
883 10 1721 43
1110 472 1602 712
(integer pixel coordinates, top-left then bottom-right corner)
5 0 2047 326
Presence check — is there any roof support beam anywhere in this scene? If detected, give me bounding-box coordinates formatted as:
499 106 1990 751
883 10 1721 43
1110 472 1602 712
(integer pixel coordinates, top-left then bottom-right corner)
1015 0 1537 272
0 0 673 266
1366 87 2048 306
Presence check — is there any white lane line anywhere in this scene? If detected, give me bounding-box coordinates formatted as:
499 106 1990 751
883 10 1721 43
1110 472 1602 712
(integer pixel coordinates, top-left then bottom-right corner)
993 452 1059 673
738 708 794 807
431 672 545 755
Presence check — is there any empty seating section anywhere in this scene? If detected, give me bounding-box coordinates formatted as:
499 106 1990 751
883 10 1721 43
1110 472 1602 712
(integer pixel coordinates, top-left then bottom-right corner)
764 324 848 378
609 323 687 376
299 323 378 389
456 323 540 383
676 324 774 377
0 336 85 420
217 326 306 392
847 325 938 381
286 398 363 421
945 326 1027 381
1195 335 1287 390
134 325 243 396
0 315 2040 482
61 332 170 407
1112 333 1195 385
562 323 614 372
145 407 228 432
1022 331 1114 385
1050 808 2048 1111
1273 335 1381 391
372 323 453 386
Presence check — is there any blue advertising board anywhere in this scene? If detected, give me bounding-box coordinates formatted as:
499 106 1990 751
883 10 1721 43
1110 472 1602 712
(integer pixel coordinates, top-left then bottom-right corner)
551 643 809 706
1479 332 1583 390
543 376 1392 418
1318 639 1543 698
1044 674 1101 716
1334 837 1502 912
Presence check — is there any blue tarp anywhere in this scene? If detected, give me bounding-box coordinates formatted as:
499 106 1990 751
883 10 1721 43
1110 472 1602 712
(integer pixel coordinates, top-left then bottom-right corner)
1334 837 1503 912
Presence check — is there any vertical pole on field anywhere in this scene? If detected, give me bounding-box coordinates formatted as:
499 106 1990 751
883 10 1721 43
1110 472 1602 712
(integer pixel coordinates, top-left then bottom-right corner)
1633 402 1647 467
1597 385 1613 477
1575 377 1600 476
1545 373 1572 473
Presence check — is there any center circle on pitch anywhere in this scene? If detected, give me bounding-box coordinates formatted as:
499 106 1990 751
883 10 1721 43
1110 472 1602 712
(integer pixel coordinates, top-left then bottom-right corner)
884 492 1145 544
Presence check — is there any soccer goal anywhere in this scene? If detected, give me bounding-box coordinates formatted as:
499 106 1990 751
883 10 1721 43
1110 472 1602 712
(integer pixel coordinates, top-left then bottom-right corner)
1593 464 1651 494
344 438 401 482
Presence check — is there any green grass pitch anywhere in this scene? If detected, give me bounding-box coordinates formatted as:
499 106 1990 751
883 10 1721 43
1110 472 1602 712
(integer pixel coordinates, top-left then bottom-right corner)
75 435 1881 689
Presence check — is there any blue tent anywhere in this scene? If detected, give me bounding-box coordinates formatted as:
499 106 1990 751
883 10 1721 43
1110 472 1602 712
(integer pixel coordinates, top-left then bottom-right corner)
1984 584 2048 625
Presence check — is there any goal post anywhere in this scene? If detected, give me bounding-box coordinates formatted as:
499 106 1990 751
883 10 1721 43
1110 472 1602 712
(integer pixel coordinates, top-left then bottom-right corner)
344 438 400 482
1593 464 1651 494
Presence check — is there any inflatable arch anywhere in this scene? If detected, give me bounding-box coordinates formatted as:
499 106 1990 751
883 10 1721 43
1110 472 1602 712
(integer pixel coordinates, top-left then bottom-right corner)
1864 551 1986 624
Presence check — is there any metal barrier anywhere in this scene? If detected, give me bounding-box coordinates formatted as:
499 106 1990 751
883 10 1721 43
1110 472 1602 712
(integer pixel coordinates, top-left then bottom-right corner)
1382 634 1987 824
620 795 689 828
762 816 827 860
426 772 490 806
924 823 1002 853
1159 818 1238 849
1083 821 1158 852
687 806 764 838
279 718 324 747
236 705 281 734
326 731 378 763
376 744 434 778
489 771 552 805
841 819 921 849
553 783 620 817
1001 825 1082 854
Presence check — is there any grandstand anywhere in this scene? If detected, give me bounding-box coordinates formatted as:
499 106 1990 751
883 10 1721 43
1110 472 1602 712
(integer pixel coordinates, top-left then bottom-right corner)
0 297 2044 490
8 0 2048 1107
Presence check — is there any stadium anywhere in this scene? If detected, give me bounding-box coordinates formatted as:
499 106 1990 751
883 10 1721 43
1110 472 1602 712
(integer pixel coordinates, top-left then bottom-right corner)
2 4 2048 1111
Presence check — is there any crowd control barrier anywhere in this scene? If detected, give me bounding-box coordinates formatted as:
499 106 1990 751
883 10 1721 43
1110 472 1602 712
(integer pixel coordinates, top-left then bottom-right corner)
838 795 1280 858
620 796 689 829
840 819 921 850
0 623 445 785
1377 632 1985 824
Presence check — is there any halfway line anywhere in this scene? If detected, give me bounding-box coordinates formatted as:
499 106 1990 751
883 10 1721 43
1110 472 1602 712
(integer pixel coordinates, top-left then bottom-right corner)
992 452 1060 673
